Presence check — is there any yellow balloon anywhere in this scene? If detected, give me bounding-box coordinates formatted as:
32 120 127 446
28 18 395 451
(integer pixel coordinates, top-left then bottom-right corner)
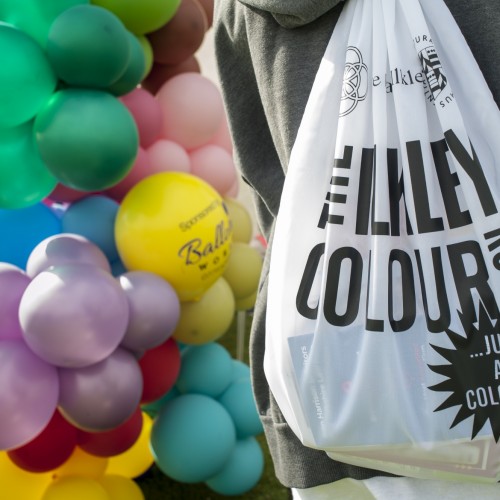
42 476 109 500
235 290 257 311
99 475 145 500
224 197 253 243
173 277 235 345
106 413 154 479
115 173 233 302
53 447 108 480
223 242 263 300
0 452 52 500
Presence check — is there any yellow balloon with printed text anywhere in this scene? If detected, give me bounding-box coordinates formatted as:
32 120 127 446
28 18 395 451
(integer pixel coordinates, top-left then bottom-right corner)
115 173 232 302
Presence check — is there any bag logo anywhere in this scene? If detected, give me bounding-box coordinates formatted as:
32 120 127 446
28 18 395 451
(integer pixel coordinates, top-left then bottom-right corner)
418 45 448 100
340 46 368 117
428 304 500 442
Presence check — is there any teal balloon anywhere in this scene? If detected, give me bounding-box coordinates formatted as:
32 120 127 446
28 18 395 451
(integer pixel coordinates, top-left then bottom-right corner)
151 394 236 484
62 195 119 261
205 437 264 496
34 89 138 191
0 0 89 48
218 378 264 439
176 343 234 398
0 204 62 269
0 123 57 209
108 31 146 96
47 4 131 88
141 387 179 417
0 23 57 128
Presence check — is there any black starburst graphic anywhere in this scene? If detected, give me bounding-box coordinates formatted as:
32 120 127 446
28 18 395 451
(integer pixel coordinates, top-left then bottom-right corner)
427 304 500 442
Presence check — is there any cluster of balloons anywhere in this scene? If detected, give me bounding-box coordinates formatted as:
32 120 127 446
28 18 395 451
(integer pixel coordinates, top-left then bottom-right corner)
0 0 269 497
0 234 181 498
149 342 265 496
0 413 155 499
0 233 181 446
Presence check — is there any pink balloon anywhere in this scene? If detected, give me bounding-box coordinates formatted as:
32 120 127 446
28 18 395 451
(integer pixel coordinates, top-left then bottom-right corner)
147 139 191 174
0 340 59 450
156 72 224 150
105 147 152 201
190 145 237 195
120 88 163 148
210 116 233 154
225 179 240 198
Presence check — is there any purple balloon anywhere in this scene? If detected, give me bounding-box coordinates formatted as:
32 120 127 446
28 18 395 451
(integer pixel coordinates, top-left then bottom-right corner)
19 264 129 368
0 340 59 450
26 233 111 278
58 348 143 432
0 263 31 340
118 271 181 352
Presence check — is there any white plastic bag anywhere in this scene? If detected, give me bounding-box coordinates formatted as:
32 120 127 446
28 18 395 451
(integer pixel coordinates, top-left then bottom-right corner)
265 0 500 482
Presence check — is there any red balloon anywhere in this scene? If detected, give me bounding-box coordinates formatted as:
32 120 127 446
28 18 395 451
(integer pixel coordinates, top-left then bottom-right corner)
77 406 143 457
48 183 95 203
147 0 208 66
7 410 78 473
141 56 200 95
196 0 214 27
139 338 181 404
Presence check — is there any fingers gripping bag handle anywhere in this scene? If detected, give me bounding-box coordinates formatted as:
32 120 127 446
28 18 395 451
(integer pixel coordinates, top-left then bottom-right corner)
265 0 500 482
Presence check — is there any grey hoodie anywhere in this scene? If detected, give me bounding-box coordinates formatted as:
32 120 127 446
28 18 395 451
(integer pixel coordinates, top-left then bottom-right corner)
214 0 500 489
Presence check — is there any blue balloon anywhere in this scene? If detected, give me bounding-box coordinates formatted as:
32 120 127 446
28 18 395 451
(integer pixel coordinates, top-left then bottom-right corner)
218 378 263 439
176 342 234 398
205 437 264 496
151 394 236 484
110 258 127 277
61 194 119 261
0 203 61 268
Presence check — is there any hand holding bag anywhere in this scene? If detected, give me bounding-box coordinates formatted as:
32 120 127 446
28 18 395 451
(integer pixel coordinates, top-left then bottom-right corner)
265 0 500 482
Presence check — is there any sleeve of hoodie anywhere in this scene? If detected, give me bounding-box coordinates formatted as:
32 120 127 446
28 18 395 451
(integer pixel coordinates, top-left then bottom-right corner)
239 0 344 28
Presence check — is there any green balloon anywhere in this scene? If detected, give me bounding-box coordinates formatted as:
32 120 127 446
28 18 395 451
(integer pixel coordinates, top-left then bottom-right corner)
0 23 57 128
91 0 181 35
0 0 89 48
34 89 139 191
108 31 146 96
138 35 154 79
0 123 57 209
47 5 131 88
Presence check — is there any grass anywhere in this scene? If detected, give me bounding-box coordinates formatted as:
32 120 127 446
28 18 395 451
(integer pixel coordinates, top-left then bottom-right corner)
136 312 291 500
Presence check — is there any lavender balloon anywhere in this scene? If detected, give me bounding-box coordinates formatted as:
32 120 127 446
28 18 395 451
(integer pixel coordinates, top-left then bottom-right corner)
26 233 111 278
58 348 143 432
118 271 181 352
0 263 31 340
0 340 59 450
19 264 129 368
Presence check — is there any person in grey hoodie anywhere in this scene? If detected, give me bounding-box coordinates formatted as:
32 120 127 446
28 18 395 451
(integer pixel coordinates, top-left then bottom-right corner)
214 1 500 497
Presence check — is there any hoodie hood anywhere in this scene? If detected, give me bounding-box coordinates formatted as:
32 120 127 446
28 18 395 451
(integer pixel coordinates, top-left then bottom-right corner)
238 0 345 28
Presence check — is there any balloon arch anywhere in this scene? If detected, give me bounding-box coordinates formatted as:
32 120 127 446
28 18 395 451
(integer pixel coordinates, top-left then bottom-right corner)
0 1 266 497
